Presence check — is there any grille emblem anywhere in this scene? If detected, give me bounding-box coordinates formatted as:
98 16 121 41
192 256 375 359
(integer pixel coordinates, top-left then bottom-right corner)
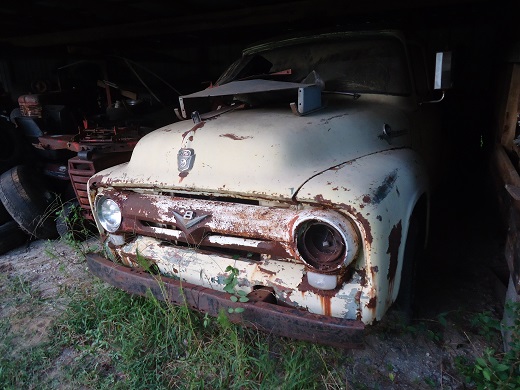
172 210 210 231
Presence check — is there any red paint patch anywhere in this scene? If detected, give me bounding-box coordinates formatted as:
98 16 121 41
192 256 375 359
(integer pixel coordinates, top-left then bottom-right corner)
219 133 252 140
386 221 402 286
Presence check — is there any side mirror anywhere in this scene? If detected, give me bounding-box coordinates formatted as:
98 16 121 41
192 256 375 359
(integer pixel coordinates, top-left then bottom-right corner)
421 51 452 104
434 52 453 90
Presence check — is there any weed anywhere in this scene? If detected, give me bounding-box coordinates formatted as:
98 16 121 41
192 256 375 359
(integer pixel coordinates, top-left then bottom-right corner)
223 265 249 314
470 310 502 341
456 302 520 389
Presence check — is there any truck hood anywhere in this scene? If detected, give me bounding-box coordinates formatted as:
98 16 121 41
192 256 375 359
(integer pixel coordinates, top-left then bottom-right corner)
101 95 412 200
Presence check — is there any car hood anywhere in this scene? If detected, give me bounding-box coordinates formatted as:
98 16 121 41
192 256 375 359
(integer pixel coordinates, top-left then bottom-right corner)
100 95 412 201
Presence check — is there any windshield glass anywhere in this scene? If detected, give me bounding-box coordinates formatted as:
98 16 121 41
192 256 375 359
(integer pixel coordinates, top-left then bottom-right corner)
217 36 411 96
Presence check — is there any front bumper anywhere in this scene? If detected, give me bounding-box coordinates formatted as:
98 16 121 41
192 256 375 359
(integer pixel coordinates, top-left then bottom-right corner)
87 253 365 348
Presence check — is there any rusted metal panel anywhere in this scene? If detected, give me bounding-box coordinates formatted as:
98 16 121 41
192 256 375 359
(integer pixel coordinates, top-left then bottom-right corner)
87 252 365 348
111 235 367 320
69 152 132 213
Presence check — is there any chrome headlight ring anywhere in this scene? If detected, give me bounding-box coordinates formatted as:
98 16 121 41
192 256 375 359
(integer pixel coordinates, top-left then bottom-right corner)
293 210 359 273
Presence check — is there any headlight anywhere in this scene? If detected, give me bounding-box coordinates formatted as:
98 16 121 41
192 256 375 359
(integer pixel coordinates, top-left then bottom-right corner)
96 196 122 233
294 212 359 273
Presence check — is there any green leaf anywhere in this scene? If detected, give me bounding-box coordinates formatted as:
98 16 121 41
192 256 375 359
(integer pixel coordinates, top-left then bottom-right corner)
476 358 487 367
482 368 491 381
228 308 234 314
225 265 234 272
230 295 238 302
495 364 509 372
237 290 247 296
239 297 249 303
224 286 235 294
234 307 245 313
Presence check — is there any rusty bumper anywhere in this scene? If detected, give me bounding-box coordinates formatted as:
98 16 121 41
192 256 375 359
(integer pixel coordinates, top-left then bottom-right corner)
86 253 365 348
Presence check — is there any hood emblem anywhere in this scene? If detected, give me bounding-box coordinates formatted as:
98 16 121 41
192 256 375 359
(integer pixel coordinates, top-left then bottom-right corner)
177 148 196 172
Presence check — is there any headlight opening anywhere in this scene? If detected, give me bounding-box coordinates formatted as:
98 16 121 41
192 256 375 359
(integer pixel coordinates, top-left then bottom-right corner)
295 217 358 272
96 196 122 233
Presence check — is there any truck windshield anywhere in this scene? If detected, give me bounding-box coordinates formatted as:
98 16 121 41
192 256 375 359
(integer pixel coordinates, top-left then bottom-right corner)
217 36 411 96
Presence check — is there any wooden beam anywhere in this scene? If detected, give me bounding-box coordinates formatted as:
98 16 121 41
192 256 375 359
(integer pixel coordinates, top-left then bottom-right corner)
0 0 491 48
499 64 520 150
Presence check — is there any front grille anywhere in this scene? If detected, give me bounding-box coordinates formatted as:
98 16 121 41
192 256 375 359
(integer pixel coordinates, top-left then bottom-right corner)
68 152 132 215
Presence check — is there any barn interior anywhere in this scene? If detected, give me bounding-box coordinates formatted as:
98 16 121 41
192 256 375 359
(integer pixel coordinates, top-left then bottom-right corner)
0 0 519 330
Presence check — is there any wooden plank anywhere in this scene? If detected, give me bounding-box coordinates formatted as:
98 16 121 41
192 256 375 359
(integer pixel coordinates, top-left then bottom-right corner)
500 64 520 150
492 144 520 293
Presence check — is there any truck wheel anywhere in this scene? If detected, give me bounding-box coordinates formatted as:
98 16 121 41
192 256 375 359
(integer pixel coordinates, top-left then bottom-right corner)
56 200 95 241
0 165 58 240
0 220 28 255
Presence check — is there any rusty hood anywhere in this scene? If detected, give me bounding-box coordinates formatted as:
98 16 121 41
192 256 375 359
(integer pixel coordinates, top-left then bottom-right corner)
97 95 412 200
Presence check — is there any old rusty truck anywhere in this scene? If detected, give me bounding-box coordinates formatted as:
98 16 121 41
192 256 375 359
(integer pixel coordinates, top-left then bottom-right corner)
85 30 450 348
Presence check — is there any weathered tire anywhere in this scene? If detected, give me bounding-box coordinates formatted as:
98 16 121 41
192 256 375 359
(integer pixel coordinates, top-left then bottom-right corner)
0 165 58 239
56 200 95 241
0 220 28 255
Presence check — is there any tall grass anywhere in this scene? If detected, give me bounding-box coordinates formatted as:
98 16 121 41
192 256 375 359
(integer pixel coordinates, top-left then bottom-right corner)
1 279 344 389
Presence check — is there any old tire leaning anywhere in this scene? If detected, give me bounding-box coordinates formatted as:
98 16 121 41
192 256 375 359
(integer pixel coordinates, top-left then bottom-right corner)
0 220 27 255
0 165 58 239
56 200 95 241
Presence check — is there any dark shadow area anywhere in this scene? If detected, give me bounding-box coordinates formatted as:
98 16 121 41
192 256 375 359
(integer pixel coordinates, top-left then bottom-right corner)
414 159 508 322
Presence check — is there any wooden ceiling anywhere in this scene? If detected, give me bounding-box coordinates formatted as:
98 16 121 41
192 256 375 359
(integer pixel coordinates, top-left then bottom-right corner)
0 0 511 49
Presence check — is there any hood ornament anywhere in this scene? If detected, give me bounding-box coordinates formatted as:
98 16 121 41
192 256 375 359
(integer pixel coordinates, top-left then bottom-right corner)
177 148 195 172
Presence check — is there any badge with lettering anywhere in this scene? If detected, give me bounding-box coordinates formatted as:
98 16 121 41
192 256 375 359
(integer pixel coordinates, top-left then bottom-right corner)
177 148 195 172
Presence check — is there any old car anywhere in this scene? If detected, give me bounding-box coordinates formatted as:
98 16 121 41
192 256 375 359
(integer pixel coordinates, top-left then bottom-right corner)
85 30 448 347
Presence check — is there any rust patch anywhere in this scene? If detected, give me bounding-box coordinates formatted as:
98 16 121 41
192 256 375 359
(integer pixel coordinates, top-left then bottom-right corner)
366 297 377 309
362 195 371 204
181 121 205 139
258 266 276 276
219 133 252 140
386 220 402 286
189 136 194 141
357 269 367 287
354 290 362 303
320 296 332 316
178 171 189 183
332 187 338 191
297 275 339 298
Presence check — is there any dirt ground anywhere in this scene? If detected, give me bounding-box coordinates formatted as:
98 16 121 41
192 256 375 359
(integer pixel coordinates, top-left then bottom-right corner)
0 177 510 389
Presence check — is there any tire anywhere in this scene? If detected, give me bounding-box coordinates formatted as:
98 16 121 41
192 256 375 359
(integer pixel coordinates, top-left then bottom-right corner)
0 165 59 239
56 200 95 241
0 220 28 255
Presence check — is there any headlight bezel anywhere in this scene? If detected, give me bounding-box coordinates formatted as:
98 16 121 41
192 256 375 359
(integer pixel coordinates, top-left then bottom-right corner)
95 195 122 233
293 211 359 273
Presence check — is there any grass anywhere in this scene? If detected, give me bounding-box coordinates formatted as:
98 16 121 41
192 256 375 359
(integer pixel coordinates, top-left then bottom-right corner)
0 279 344 389
0 217 517 389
